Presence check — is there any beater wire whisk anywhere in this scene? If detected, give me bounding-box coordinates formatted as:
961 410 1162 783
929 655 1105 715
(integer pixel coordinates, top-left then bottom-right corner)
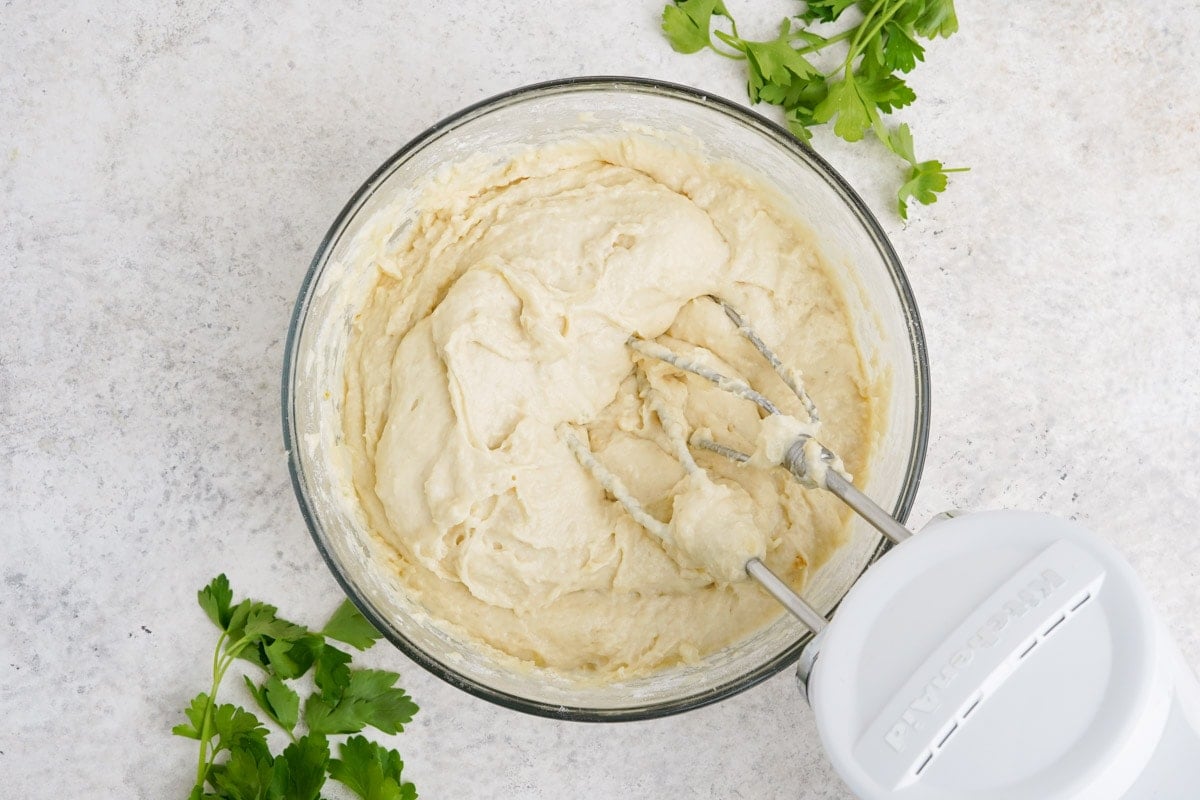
565 296 911 633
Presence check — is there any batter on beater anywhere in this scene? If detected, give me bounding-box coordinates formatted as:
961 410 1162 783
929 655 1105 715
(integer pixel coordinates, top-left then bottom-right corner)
340 134 883 677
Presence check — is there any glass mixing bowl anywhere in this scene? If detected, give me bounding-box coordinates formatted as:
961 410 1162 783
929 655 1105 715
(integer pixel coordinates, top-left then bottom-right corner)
282 77 930 721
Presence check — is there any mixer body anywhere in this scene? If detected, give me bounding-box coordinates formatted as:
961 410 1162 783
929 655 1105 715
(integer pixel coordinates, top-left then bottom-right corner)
799 511 1200 800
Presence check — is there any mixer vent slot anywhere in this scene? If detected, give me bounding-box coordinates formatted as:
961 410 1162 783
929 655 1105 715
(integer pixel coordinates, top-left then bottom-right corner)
936 723 958 749
909 589 1094 781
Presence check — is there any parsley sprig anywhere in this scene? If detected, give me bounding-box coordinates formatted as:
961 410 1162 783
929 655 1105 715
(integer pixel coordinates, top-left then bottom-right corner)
174 575 419 800
662 0 967 218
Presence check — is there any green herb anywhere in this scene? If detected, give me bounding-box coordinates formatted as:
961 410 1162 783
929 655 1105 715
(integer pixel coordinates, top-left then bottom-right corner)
661 0 967 218
174 575 418 800
329 736 417 800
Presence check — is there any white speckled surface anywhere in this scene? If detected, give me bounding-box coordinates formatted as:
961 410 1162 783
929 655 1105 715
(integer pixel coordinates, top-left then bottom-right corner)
3 1 1199 797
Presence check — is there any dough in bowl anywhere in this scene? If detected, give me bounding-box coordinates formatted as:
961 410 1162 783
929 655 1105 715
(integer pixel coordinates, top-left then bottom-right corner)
340 134 882 678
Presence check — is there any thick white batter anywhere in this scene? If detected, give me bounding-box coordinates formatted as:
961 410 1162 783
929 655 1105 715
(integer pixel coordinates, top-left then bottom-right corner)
341 135 880 677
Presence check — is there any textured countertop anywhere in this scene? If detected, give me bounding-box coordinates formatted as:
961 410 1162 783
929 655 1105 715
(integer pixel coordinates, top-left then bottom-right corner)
4 2 1199 797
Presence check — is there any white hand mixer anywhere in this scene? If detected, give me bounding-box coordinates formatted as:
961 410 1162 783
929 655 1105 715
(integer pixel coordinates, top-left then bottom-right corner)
569 296 1200 800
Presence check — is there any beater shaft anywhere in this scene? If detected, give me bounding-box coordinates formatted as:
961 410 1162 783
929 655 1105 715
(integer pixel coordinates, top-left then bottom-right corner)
746 558 828 632
691 438 910 546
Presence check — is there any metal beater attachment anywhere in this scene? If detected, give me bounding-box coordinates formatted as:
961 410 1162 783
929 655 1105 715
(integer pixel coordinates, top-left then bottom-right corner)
565 296 911 633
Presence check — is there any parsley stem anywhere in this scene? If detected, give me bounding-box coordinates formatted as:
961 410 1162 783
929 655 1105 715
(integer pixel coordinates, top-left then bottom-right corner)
708 44 746 60
872 117 894 151
850 0 906 62
192 634 252 790
846 0 887 68
192 632 227 788
791 27 855 56
709 28 746 60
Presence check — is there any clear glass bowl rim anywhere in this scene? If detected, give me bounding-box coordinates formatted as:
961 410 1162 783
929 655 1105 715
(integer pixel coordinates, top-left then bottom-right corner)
281 75 931 722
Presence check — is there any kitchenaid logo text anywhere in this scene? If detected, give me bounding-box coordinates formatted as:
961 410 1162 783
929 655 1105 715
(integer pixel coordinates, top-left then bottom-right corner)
884 568 1066 753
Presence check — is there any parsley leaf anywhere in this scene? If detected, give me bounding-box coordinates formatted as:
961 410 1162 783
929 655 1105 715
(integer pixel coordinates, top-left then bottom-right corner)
305 670 419 736
782 79 831 142
890 123 967 218
275 734 330 800
321 600 383 651
199 575 235 630
716 20 817 105
915 0 959 38
857 69 916 114
890 121 919 164
898 160 953 219
662 0 731 54
880 22 925 73
264 635 324 680
210 703 269 755
800 0 857 24
902 158 964 220
243 606 308 643
329 736 417 800
244 675 301 733
314 643 353 700
173 693 211 740
215 599 315 674
209 744 274 800
224 600 266 644
812 76 876 142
